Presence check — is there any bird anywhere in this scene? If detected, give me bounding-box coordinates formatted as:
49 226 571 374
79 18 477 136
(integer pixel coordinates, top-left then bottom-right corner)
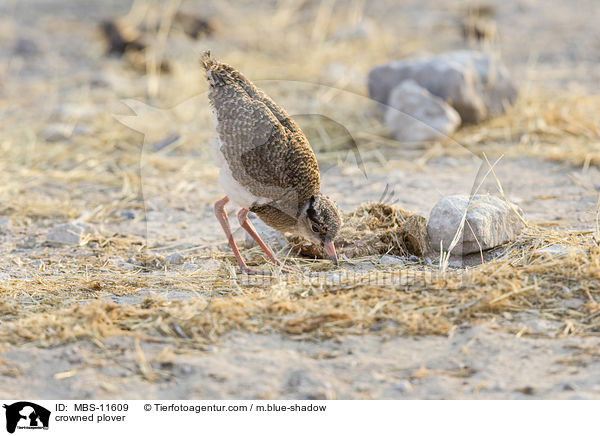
201 51 342 275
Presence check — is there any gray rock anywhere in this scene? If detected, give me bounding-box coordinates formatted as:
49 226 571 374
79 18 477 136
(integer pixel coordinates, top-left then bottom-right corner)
165 252 184 265
368 50 518 123
72 124 90 136
13 38 38 56
119 209 136 220
427 195 524 255
0 217 10 232
17 237 37 249
384 80 461 142
243 213 287 251
183 263 198 271
285 369 332 400
378 254 405 266
392 380 414 393
46 223 92 246
41 123 73 142
536 244 577 258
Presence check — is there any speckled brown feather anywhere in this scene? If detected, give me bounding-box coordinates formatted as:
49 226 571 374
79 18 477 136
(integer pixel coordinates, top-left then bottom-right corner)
202 53 321 232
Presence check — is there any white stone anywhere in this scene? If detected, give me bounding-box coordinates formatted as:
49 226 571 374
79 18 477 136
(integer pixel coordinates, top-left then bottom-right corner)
384 80 461 142
46 223 92 245
368 50 518 123
392 380 414 393
378 254 406 266
41 123 73 142
165 252 185 265
536 244 580 258
0 217 10 231
427 195 524 255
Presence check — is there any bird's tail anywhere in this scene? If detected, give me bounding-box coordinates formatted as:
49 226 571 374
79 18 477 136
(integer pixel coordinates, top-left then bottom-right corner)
200 50 257 93
200 50 216 71
200 50 227 87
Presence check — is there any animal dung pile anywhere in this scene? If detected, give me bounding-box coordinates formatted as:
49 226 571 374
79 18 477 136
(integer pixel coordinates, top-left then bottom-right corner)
287 202 431 259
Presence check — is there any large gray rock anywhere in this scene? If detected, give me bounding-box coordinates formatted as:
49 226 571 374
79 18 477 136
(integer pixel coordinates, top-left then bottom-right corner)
368 51 518 123
384 80 461 142
427 195 524 255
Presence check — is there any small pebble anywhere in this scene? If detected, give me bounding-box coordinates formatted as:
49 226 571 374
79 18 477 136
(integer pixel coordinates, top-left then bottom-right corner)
46 222 91 245
152 134 180 151
0 217 10 232
178 364 194 376
119 210 136 220
41 123 73 142
165 252 184 265
516 386 535 395
392 380 414 393
536 244 573 258
17 237 37 249
13 38 38 56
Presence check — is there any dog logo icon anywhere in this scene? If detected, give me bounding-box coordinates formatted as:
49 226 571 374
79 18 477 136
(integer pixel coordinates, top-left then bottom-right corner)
3 402 50 433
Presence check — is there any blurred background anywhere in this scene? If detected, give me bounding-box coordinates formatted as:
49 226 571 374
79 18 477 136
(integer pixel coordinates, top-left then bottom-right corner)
1 0 599 230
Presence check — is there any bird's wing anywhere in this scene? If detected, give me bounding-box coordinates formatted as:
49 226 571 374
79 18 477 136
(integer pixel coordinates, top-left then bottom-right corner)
214 91 320 216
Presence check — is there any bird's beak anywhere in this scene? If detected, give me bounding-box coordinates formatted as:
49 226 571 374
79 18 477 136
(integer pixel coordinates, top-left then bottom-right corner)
323 241 339 266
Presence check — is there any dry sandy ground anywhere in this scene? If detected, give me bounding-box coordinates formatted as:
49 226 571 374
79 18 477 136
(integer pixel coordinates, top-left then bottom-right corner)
1 0 600 399
1 154 598 400
2 325 600 400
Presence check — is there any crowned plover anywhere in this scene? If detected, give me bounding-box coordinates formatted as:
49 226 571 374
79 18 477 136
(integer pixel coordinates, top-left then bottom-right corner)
201 51 342 274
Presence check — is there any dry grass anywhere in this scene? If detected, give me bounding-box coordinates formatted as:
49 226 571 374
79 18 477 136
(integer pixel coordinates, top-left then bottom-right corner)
1 1 600 351
1 226 599 347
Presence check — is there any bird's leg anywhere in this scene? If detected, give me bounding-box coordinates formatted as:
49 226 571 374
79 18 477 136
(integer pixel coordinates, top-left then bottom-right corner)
237 208 283 267
214 197 267 275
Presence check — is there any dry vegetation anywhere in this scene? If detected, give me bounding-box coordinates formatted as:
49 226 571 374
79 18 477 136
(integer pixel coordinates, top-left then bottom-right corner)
1 225 599 349
0 0 600 356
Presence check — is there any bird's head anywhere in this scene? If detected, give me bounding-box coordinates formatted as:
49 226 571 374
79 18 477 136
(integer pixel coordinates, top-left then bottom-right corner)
297 194 342 265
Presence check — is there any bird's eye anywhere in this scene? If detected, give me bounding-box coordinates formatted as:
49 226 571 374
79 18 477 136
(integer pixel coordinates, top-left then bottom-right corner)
311 224 320 233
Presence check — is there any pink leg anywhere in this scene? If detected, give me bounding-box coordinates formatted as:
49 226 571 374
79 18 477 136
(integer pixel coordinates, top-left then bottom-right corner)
237 209 282 266
214 197 267 275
